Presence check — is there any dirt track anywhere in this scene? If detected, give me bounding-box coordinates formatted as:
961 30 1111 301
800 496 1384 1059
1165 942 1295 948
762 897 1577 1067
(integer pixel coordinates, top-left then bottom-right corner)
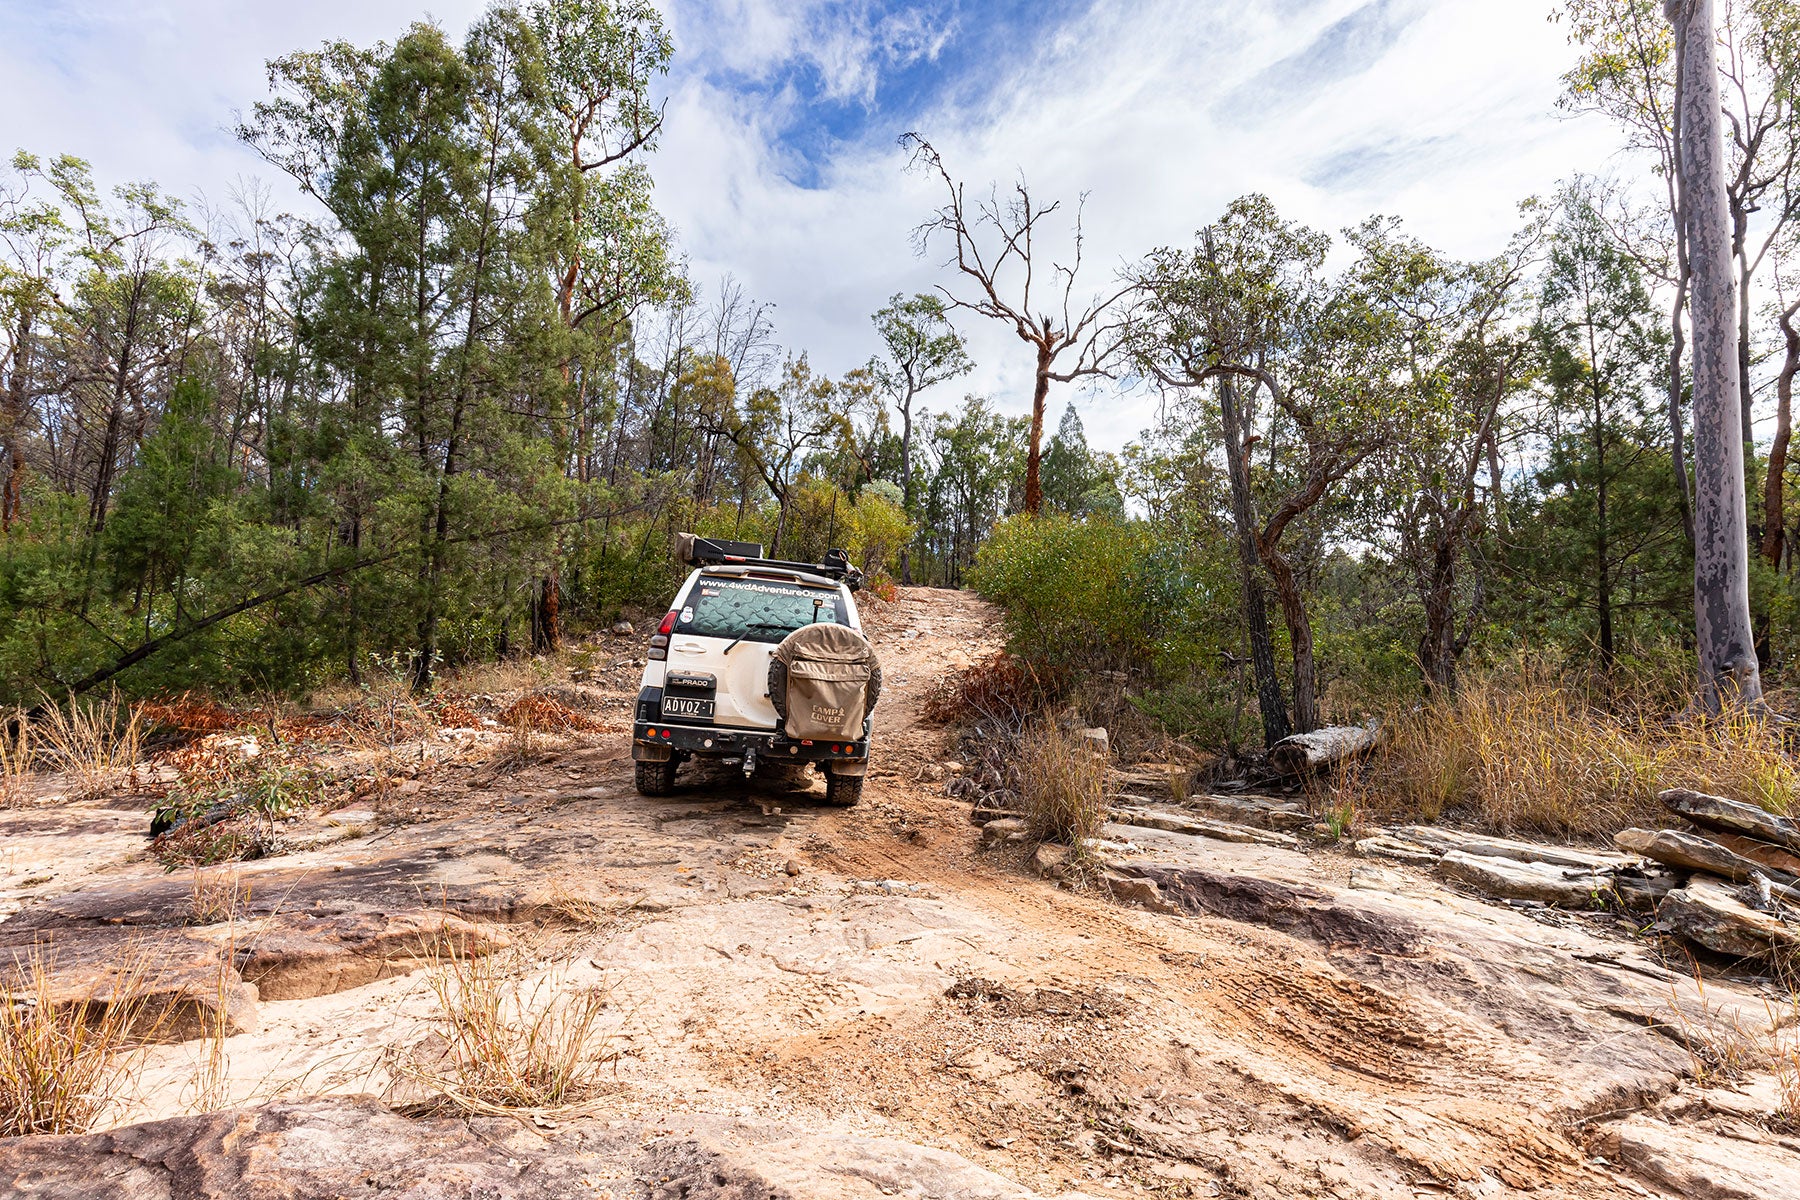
1 587 1797 1198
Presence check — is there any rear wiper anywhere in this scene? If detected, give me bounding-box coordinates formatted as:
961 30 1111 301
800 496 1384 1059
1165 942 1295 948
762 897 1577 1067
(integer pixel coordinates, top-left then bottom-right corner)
723 622 795 655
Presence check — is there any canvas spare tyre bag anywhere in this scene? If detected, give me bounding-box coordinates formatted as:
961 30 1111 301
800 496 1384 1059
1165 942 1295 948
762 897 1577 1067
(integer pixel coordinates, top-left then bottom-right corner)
769 623 882 742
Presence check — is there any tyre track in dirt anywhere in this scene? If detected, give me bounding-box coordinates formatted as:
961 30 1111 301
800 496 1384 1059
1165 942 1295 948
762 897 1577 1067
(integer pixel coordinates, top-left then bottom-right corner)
732 587 1651 1197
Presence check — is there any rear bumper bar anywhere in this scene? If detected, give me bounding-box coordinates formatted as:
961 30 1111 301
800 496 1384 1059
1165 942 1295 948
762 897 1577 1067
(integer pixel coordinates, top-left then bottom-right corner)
631 719 868 766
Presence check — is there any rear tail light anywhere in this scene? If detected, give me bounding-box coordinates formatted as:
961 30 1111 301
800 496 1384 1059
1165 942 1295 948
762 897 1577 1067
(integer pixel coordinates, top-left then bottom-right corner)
648 610 677 661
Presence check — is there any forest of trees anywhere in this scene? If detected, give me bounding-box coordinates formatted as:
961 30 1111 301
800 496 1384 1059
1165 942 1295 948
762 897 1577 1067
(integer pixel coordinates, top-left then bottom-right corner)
2 0 1797 748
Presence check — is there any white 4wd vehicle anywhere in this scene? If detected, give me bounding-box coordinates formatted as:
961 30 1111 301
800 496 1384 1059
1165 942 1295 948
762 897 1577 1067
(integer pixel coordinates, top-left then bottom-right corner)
631 536 879 805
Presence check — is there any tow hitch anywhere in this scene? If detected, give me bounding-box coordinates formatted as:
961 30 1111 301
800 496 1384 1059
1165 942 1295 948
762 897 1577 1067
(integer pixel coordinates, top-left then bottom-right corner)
742 745 757 777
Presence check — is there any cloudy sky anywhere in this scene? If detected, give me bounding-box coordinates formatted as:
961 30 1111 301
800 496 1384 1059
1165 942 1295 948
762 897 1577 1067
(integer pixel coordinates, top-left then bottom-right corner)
0 0 1623 448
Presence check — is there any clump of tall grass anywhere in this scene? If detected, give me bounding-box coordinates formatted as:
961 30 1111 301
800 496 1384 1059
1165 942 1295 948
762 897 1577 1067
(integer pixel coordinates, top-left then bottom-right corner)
392 950 618 1116
0 712 29 808
1665 966 1800 1132
1346 657 1800 837
0 953 157 1135
33 693 142 801
1017 721 1109 846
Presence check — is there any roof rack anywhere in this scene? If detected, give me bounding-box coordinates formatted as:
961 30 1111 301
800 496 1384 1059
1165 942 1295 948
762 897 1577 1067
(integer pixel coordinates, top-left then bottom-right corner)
676 533 863 591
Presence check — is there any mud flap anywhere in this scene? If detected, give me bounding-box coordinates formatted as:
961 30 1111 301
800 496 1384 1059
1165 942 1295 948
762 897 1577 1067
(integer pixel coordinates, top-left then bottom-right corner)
632 743 672 762
826 758 868 777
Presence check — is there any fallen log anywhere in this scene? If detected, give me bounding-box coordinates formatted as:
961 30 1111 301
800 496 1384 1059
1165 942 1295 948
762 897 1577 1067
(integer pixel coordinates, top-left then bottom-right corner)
1436 851 1612 907
1656 876 1800 959
1612 828 1800 891
1267 724 1383 776
1659 788 1800 856
1392 825 1636 871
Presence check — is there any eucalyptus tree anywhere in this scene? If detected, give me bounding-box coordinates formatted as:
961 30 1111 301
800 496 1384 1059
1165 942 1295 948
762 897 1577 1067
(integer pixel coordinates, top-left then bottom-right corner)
1671 0 1765 707
0 152 74 532
1526 193 1683 665
1357 217 1541 693
920 397 1026 586
1564 0 1800 542
868 291 971 580
715 356 848 556
1127 195 1406 737
902 134 1126 515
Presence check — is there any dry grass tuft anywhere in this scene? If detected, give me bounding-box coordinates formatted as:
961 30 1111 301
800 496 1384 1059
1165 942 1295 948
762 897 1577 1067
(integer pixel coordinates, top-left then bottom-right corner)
186 868 246 926
392 951 618 1116
1017 721 1109 847
921 652 1054 730
0 953 157 1136
0 713 29 808
1665 967 1800 1131
34 693 141 801
494 694 607 734
1345 661 1800 837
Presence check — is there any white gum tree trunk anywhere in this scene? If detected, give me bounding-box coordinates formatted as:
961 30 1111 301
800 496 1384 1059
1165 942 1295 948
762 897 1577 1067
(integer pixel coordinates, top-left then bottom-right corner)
1670 0 1764 709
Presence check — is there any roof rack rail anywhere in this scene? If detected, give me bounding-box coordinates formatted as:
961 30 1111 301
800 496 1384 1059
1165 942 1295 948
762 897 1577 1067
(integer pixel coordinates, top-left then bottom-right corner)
676 533 862 591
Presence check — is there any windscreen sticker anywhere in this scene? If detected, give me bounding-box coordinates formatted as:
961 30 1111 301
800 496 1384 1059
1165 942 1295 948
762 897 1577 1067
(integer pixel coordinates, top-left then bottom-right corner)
680 606 694 623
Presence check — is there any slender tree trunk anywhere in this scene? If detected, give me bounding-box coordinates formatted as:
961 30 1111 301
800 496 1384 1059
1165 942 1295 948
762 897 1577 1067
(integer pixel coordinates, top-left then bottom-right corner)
1023 344 1051 515
899 382 916 585
2 309 32 532
1668 20 1697 549
90 277 145 534
1419 525 1460 695
1671 0 1764 708
1485 429 1508 538
1592 372 1615 667
1219 379 1290 746
1761 301 1799 568
1669 272 1696 546
1259 541 1319 734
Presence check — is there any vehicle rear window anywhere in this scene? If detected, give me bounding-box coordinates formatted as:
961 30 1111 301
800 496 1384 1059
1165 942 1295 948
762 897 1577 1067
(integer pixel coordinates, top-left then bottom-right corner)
678 576 844 643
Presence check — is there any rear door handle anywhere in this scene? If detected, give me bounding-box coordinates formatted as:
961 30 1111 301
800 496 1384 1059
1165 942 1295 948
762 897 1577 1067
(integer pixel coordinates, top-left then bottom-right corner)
673 641 706 655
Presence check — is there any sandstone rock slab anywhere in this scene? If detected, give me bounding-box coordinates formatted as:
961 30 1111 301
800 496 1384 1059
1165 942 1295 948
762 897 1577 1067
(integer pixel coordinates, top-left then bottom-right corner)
0 1098 1065 1200
1436 850 1610 908
1110 807 1298 847
1614 827 1799 889
0 926 256 1041
1661 787 1800 855
1395 825 1635 870
1656 875 1800 959
1594 1113 1800 1200
219 909 510 1002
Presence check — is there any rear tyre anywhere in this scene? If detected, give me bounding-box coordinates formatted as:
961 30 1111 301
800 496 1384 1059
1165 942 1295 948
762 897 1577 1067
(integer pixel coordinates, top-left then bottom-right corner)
635 759 677 796
824 771 864 807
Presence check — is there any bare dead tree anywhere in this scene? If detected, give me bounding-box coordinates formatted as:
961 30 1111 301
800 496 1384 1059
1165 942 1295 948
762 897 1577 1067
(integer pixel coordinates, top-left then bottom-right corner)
902 133 1127 514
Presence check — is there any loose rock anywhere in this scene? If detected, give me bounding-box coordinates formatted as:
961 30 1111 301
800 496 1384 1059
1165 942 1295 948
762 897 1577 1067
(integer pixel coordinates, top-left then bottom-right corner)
1656 876 1800 959
1661 787 1800 855
1613 827 1800 890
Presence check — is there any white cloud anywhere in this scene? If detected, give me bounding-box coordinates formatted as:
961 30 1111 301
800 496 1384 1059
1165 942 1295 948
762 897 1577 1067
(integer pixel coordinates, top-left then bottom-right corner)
0 0 1624 451
654 0 1621 446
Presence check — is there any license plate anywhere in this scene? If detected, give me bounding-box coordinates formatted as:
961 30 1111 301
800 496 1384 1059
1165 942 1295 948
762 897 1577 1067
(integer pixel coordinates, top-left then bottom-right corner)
661 697 714 720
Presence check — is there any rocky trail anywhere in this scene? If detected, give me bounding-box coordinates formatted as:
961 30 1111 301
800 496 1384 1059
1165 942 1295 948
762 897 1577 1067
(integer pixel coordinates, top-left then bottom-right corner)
0 588 1797 1199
